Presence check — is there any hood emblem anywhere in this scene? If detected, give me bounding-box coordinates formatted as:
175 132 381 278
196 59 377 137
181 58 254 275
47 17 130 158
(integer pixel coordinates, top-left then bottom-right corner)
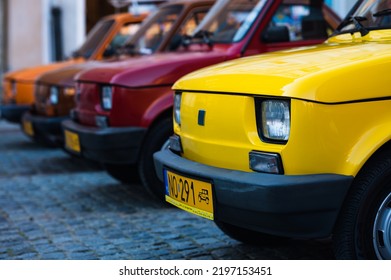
198 110 206 126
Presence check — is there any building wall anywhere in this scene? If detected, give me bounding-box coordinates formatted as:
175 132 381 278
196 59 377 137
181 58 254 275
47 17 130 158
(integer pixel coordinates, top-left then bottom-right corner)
8 0 47 70
0 0 7 83
50 0 86 60
6 0 85 72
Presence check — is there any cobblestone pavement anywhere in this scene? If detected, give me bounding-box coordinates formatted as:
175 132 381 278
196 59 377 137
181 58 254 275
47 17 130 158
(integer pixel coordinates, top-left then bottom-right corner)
0 120 335 260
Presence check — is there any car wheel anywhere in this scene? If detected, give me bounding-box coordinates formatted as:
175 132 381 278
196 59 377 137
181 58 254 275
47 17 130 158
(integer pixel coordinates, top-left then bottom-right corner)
215 221 289 246
138 116 173 201
103 163 139 184
333 149 391 259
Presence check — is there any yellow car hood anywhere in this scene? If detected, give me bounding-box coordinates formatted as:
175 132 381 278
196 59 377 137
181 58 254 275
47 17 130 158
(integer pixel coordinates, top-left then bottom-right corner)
174 31 391 104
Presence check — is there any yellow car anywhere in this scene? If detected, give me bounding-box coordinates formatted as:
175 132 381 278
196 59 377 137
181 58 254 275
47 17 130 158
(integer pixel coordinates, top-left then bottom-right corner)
154 0 391 259
1 12 146 123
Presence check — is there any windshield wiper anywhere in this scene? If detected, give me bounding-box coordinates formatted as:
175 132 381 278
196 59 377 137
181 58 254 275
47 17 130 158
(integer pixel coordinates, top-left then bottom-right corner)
190 30 214 47
351 16 369 36
373 9 391 17
334 16 369 37
116 43 139 56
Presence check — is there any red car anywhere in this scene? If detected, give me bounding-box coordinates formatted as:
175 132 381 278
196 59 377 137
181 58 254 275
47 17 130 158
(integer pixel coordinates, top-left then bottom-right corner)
63 0 340 200
22 0 212 146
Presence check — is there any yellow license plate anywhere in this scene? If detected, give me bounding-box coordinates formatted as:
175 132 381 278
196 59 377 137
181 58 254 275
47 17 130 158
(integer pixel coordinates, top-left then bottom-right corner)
164 170 214 220
23 121 34 136
64 130 81 153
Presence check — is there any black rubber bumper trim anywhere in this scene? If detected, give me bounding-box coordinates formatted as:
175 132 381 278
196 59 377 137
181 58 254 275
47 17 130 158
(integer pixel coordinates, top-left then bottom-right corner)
154 149 353 239
62 119 147 164
0 104 31 123
22 112 67 146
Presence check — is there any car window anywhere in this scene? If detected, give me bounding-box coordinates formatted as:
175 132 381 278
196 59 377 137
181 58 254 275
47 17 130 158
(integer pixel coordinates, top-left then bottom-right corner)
76 19 115 58
104 21 142 56
340 0 391 32
167 7 210 51
131 5 184 54
194 0 266 43
264 0 330 43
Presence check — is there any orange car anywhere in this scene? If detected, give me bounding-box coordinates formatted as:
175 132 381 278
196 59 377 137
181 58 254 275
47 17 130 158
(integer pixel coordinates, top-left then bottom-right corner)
0 12 147 123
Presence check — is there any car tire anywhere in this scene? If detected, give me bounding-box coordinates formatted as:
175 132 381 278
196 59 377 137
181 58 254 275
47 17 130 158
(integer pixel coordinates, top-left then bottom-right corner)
215 221 289 246
333 149 391 259
104 163 139 184
138 116 173 201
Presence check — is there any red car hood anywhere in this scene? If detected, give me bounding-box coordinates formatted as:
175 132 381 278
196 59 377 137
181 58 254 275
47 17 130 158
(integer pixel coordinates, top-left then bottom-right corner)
75 49 236 88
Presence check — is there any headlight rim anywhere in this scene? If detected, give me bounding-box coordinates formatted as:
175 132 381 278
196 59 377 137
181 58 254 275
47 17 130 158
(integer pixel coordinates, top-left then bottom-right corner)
101 85 113 111
174 91 182 126
49 86 60 105
255 97 291 144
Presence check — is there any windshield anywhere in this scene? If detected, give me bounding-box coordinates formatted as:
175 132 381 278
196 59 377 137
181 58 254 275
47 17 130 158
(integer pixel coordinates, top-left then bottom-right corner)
192 0 268 43
102 21 141 57
76 19 115 59
338 0 391 34
126 4 184 55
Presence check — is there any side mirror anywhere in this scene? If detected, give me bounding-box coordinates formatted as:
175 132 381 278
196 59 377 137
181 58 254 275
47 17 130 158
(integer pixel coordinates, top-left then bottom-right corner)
261 26 290 43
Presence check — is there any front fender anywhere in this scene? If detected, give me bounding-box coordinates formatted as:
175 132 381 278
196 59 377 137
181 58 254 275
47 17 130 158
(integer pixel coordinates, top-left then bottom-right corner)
282 99 391 177
141 87 173 127
345 122 391 177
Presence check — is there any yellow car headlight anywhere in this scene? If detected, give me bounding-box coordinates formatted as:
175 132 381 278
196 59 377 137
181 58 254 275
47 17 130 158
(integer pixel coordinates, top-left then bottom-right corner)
260 99 290 142
174 92 182 126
